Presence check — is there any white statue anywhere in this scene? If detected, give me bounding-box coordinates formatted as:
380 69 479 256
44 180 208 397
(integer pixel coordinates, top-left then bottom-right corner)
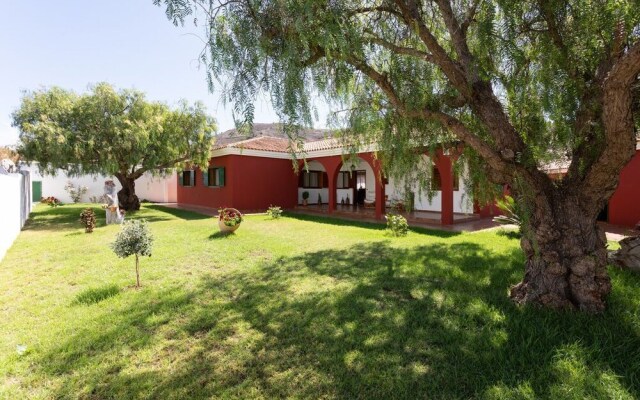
104 180 125 224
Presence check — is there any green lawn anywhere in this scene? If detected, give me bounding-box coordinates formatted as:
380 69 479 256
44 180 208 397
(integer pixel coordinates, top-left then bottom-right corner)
1 204 639 399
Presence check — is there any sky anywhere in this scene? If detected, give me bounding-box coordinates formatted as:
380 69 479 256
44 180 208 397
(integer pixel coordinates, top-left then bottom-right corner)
0 1 328 146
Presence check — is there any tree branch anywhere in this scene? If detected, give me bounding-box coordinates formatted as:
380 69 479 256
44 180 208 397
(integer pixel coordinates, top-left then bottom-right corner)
461 0 482 35
365 33 435 63
580 39 640 208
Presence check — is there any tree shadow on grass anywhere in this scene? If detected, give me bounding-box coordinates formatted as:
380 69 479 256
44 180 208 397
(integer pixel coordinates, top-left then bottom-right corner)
23 206 105 232
23 205 208 234
31 241 640 399
208 231 235 240
144 205 211 221
285 212 460 238
73 284 120 305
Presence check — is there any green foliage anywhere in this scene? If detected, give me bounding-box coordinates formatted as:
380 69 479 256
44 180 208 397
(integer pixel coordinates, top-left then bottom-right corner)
493 195 522 228
155 0 640 198
111 220 153 259
267 205 283 219
385 213 409 237
65 181 88 203
12 82 216 182
79 208 97 233
302 191 310 200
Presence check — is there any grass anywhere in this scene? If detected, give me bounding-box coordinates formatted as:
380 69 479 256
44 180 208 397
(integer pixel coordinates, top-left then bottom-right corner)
0 204 639 399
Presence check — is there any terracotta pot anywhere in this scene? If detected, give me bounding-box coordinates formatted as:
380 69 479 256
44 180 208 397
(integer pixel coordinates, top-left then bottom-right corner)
218 207 242 233
218 219 240 233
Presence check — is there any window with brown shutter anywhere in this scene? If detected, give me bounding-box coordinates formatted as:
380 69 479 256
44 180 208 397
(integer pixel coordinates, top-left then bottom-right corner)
301 171 322 188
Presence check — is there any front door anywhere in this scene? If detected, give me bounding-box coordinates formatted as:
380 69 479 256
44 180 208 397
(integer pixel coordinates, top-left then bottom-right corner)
32 181 42 202
355 170 366 206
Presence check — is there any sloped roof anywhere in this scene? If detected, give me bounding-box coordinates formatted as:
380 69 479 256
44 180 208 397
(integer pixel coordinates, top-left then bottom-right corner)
302 138 342 152
214 136 291 153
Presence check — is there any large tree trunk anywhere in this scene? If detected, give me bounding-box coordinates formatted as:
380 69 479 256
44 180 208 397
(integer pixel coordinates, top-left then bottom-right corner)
510 192 611 312
115 174 140 211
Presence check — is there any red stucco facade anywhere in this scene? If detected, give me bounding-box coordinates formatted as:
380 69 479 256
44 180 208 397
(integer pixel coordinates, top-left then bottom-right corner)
177 155 298 212
176 147 639 227
608 149 640 227
177 150 459 224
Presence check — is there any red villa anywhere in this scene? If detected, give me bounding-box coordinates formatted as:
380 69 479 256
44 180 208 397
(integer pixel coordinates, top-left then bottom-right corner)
176 124 640 228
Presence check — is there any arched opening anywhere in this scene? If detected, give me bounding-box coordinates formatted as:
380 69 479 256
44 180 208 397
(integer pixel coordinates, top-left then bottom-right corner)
335 156 377 208
297 160 329 206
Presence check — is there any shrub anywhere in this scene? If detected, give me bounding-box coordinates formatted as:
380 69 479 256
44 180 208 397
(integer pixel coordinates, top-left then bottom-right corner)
302 191 310 200
267 205 283 219
64 181 88 203
79 208 97 233
111 220 153 288
41 196 61 207
385 213 409 237
493 195 522 230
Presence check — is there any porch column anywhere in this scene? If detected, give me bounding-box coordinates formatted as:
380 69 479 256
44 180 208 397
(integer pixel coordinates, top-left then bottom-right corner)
375 177 385 220
328 173 336 214
360 152 386 220
436 154 454 225
318 156 341 214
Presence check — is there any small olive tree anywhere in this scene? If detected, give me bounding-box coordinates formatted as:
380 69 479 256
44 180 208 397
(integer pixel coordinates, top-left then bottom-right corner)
111 220 153 288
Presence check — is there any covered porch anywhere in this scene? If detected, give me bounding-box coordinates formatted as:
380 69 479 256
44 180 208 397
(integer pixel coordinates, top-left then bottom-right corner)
292 204 482 226
296 148 464 225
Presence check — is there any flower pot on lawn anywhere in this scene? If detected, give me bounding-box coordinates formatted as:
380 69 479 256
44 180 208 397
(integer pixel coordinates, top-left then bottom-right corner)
218 219 240 233
218 207 243 233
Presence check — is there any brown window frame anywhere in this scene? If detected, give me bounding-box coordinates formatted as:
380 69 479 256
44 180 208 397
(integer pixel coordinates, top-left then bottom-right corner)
207 166 225 187
301 170 321 188
182 170 195 187
337 171 351 189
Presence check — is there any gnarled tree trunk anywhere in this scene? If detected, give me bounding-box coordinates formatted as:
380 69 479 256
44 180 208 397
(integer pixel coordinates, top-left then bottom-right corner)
510 192 611 312
115 173 140 211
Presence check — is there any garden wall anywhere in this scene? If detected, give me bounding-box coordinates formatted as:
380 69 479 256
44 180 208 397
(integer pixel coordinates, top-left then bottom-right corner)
20 163 176 204
0 171 32 261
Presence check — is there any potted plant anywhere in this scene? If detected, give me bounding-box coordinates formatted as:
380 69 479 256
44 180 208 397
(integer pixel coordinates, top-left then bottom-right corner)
317 193 322 206
302 191 309 206
218 207 243 233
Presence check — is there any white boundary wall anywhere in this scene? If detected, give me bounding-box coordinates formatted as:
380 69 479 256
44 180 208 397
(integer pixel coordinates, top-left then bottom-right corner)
0 171 32 261
20 164 176 204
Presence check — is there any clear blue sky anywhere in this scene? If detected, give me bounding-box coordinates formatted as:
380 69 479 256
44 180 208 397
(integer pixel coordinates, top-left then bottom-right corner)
0 1 327 146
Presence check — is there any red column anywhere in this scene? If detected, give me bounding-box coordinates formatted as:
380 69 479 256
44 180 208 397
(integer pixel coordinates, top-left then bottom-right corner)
360 152 386 220
328 173 336 214
436 154 454 225
375 178 385 220
316 156 342 214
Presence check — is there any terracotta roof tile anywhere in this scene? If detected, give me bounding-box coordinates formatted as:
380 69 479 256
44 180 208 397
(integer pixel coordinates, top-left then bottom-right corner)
213 136 291 152
302 138 342 152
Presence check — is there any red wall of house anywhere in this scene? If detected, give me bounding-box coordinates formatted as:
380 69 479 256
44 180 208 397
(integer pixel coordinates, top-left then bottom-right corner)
608 149 640 227
177 155 298 212
177 155 235 209
229 155 298 211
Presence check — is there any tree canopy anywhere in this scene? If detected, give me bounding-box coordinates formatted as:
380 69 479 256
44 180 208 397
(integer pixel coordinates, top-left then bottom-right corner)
157 0 640 311
13 83 216 209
